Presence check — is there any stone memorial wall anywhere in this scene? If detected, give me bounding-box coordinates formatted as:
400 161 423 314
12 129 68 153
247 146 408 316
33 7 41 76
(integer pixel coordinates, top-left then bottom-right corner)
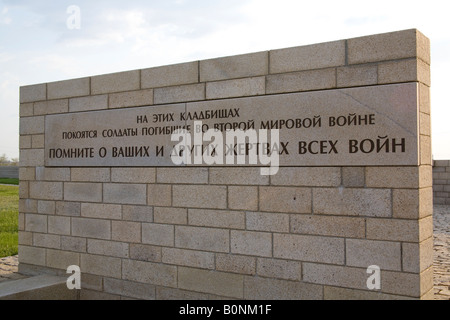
433 160 450 205
18 29 433 300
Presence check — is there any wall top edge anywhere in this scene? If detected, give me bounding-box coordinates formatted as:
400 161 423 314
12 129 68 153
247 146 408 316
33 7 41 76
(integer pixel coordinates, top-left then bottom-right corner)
19 28 428 90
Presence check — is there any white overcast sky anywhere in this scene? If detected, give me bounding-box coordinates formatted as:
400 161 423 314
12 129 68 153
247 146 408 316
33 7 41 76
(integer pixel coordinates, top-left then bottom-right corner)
1 0 449 160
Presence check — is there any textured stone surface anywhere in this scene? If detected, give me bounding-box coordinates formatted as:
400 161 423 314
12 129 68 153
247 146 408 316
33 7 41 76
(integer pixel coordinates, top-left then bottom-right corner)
16 29 433 301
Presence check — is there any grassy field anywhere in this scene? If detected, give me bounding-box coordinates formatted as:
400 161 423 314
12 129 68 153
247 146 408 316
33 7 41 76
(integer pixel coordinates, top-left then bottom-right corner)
0 178 19 185
0 184 19 258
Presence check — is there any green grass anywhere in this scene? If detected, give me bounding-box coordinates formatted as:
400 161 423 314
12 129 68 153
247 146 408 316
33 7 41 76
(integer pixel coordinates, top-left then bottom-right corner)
0 185 19 258
0 178 19 185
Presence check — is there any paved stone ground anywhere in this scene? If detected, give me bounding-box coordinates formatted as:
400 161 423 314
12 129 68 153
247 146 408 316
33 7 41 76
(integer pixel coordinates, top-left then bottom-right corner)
1 206 449 299
433 205 450 300
0 256 27 283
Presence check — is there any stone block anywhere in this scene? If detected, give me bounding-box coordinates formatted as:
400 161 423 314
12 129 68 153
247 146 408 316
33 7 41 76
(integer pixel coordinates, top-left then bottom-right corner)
129 244 162 263
274 234 345 264
243 276 322 300
81 203 122 220
37 201 55 215
29 182 63 201
259 187 311 214
178 267 244 298
64 183 102 203
20 116 45 135
200 51 268 82
19 136 31 149
323 286 413 300
61 236 86 253
18 246 46 266
19 168 35 181
20 84 46 103
155 287 209 300
47 77 90 100
342 167 365 187
87 239 129 258
366 218 427 242
154 83 205 104
109 89 154 109
187 209 245 229
147 184 172 207
18 232 32 246
270 167 341 187
156 168 208 184
71 218 111 240
215 254 256 275
48 216 71 235
420 135 432 165
290 215 365 238
175 226 229 253
266 68 336 94
80 290 120 300
122 259 177 287
111 168 155 183
19 181 28 198
103 278 156 300
46 249 79 270
162 248 215 269
112 221 141 243
209 167 269 185
20 103 34 117
402 237 434 273
246 212 289 233
346 239 401 271
141 61 199 89
25 214 47 233
173 185 227 209
20 150 45 167
303 263 367 290
337 65 378 87
256 258 302 281
142 223 174 247
80 254 122 278
231 230 272 257
270 40 345 74
34 99 69 115
71 168 110 182
382 268 433 297
420 113 431 136
378 59 430 86
419 166 433 188
91 70 140 95
347 29 427 64
434 160 449 167
313 188 391 217
419 83 430 115
35 167 70 182
122 205 153 223
56 201 81 217
206 76 265 100
154 207 187 225
103 183 147 205
32 135 45 149
228 186 258 211
19 199 38 214
69 95 108 112
393 188 433 219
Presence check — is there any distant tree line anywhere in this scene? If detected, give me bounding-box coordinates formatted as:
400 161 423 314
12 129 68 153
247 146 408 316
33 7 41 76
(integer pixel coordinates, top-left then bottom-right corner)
0 154 19 166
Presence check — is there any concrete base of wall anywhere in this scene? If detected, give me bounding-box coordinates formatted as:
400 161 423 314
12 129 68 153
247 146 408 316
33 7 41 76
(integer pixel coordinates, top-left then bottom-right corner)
0 275 78 300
